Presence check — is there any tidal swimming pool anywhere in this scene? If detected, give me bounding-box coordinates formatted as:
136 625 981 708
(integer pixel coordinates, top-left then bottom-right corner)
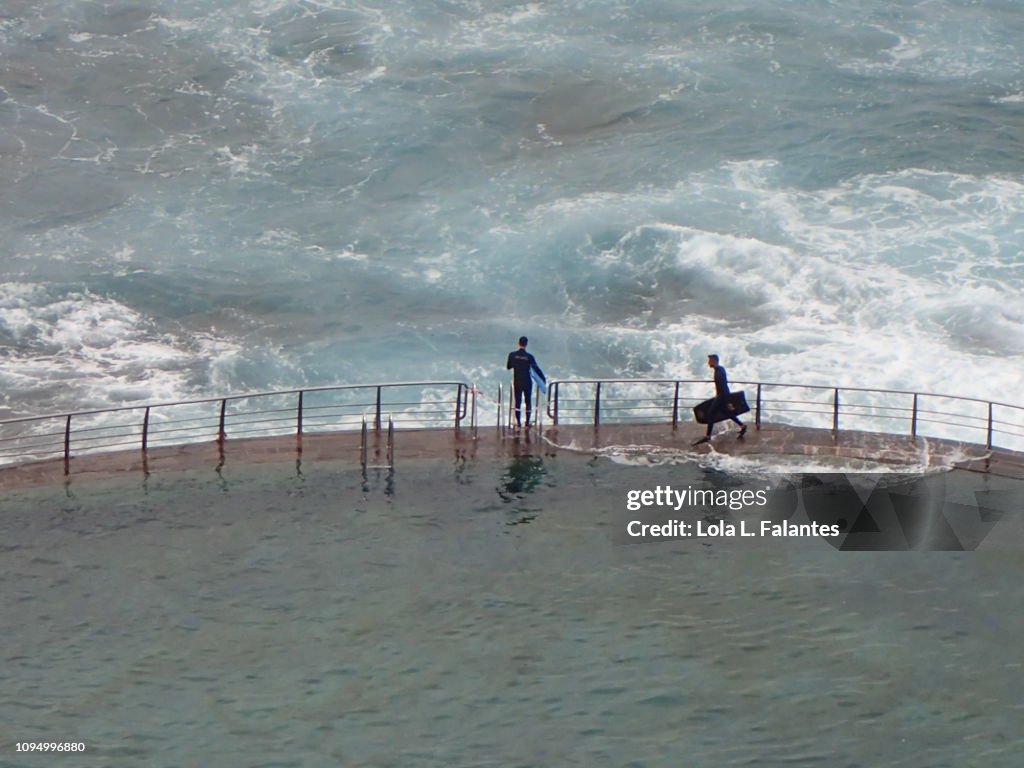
2 453 1023 767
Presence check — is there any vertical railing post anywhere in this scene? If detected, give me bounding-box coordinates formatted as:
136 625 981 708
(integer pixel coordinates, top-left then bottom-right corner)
64 414 72 470
553 383 559 426
755 383 762 431
455 384 464 430
375 386 382 433
218 399 227 444
387 416 394 467
832 388 840 435
987 402 993 449
594 382 602 427
535 384 543 431
297 391 304 436
470 384 477 432
497 383 503 432
142 407 150 453
911 393 918 438
672 382 680 428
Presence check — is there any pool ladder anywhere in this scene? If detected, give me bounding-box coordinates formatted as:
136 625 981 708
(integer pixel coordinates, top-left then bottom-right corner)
360 414 394 470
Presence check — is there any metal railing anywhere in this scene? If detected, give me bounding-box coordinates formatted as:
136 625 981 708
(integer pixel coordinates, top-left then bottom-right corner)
3 376 1023 472
0 381 475 470
498 379 545 430
545 379 1024 452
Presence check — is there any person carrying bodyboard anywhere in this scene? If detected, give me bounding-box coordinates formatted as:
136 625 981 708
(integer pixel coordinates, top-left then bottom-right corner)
692 354 748 445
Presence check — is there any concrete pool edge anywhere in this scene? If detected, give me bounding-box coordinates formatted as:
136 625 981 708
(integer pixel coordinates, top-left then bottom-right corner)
1 421 1022 491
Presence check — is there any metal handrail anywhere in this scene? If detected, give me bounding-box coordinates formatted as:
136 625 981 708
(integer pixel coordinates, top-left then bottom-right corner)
546 378 1024 452
0 380 472 426
4 376 1024 471
0 381 473 470
545 377 1023 411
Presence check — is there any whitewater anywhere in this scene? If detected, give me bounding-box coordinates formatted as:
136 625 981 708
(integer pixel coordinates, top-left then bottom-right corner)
1 0 1022 419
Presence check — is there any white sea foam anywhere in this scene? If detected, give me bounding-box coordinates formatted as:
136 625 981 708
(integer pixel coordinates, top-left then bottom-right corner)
838 20 1014 80
548 438 957 476
520 161 1024 405
214 144 269 177
0 284 240 416
2 0 1022 461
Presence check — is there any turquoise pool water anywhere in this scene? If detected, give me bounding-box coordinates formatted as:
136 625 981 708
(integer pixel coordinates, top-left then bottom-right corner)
2 454 1023 767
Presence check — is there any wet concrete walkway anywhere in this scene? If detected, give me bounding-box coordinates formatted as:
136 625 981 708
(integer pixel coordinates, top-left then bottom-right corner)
1 420 1022 491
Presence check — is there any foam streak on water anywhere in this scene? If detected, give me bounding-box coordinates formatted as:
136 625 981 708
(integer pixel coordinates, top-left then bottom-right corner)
0 0 1022 422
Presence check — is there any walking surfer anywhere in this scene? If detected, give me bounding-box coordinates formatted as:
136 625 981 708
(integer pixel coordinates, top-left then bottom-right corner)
506 336 546 430
693 354 746 445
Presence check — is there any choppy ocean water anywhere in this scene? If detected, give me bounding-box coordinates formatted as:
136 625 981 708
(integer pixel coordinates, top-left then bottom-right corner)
1 0 1022 419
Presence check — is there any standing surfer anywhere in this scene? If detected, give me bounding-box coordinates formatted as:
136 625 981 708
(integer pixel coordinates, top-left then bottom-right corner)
506 336 546 430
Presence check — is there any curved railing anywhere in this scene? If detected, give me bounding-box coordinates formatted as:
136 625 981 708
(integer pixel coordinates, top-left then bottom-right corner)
546 379 1024 452
2 377 1023 471
0 381 476 468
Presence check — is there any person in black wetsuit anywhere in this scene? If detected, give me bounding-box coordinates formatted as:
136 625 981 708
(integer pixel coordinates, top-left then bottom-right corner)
506 336 545 429
693 354 746 445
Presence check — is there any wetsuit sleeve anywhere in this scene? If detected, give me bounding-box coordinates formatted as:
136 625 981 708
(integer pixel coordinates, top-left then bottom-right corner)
506 352 515 370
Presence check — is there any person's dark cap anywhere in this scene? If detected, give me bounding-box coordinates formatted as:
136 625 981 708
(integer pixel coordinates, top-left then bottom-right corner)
519 336 528 346
707 353 719 361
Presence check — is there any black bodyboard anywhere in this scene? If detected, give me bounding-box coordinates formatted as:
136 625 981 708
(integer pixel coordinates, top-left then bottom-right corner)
693 391 751 425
